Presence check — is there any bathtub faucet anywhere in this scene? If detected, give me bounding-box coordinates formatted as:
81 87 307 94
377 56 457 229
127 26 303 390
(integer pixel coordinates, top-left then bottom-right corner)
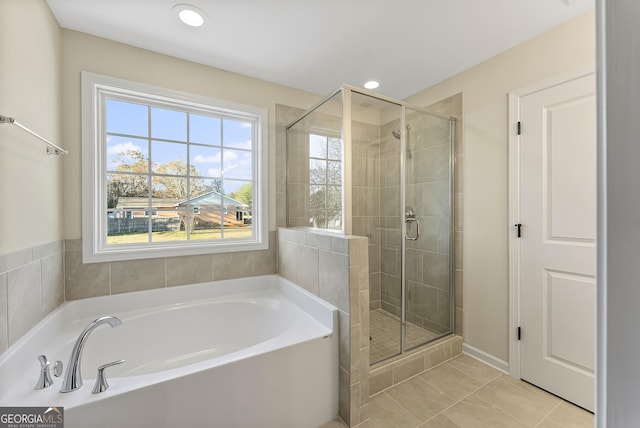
60 316 123 393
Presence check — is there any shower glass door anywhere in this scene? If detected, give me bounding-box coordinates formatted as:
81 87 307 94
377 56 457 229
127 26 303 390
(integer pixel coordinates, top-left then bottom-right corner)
403 107 454 351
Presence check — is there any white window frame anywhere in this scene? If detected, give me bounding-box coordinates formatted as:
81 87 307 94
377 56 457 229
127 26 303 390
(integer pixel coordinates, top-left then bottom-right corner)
81 72 268 263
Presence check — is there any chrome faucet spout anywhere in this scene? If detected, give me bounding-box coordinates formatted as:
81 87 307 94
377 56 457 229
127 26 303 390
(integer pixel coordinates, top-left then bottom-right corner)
60 316 123 393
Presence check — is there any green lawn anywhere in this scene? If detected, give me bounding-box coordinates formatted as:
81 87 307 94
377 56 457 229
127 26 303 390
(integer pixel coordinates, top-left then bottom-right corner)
107 227 253 244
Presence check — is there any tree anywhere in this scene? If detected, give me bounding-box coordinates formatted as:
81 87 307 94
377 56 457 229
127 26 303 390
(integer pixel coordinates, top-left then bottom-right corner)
228 183 252 207
153 161 204 199
107 150 149 208
203 179 224 195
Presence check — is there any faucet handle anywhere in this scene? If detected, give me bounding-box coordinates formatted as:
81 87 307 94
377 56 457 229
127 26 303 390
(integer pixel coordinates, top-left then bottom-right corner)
34 355 53 390
35 356 64 390
52 360 63 377
91 359 125 394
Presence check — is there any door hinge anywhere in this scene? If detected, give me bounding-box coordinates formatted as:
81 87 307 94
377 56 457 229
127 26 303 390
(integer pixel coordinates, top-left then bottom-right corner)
517 121 521 135
515 223 522 238
517 327 522 341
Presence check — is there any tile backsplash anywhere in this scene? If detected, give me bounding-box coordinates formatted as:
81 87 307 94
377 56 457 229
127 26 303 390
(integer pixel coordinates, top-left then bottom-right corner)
64 231 277 299
0 241 64 353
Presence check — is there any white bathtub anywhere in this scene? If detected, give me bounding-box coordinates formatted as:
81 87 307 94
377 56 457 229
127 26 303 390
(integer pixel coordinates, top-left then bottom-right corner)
0 275 339 428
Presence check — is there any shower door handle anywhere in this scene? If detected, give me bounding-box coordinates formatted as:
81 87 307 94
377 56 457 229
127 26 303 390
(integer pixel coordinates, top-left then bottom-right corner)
405 217 420 241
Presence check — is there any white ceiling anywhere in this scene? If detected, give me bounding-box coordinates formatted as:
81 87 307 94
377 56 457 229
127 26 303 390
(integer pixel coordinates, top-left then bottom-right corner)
46 0 594 100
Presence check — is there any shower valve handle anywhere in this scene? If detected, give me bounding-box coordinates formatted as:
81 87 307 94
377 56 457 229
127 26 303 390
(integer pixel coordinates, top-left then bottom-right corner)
405 217 420 241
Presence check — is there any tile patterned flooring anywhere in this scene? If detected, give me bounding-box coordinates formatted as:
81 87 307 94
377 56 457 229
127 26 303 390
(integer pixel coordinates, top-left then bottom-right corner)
321 354 594 428
370 309 439 364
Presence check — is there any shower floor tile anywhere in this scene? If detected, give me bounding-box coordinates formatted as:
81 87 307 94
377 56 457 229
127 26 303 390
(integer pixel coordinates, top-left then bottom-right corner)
369 309 440 364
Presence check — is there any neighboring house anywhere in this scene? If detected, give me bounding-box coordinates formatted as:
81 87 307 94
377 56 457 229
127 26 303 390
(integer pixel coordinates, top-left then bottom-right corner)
110 191 250 230
174 191 250 228
109 197 181 219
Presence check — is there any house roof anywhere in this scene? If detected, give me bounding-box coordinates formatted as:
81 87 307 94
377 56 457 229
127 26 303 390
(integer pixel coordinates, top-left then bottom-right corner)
115 197 180 209
175 190 249 208
115 191 248 209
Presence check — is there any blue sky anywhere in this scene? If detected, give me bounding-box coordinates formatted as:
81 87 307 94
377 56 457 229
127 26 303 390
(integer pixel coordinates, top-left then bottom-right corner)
105 99 253 194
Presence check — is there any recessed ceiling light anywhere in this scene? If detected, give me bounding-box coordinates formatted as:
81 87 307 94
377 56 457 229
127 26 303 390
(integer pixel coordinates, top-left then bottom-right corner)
173 4 207 27
364 80 380 90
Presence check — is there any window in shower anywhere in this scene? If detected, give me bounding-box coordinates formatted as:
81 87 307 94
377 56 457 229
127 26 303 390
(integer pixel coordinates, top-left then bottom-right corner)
308 133 343 230
81 72 268 263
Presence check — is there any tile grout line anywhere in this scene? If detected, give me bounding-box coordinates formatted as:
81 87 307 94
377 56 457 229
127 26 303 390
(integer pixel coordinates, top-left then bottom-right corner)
384 358 504 426
471 393 533 427
381 371 474 426
489 375 565 426
418 366 505 426
533 400 563 428
370 345 464 398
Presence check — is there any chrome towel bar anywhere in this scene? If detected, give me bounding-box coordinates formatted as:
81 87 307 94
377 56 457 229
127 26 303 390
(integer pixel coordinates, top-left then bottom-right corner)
0 114 68 155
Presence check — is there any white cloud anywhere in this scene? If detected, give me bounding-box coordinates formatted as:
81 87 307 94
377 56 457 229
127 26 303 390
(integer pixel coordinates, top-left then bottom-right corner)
223 156 252 179
223 151 238 161
107 141 142 155
207 168 221 176
193 153 221 164
226 140 252 150
240 123 252 129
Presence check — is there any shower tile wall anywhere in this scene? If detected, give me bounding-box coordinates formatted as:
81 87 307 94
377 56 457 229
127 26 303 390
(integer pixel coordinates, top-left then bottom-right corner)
351 120 382 311
276 104 304 227
378 120 403 321
277 228 370 427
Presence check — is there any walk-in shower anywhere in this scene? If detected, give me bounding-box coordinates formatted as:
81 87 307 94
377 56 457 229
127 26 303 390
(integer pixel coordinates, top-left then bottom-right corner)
286 85 455 364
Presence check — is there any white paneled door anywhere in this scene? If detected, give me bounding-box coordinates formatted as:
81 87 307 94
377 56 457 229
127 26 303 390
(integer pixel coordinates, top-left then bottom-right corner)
510 67 596 411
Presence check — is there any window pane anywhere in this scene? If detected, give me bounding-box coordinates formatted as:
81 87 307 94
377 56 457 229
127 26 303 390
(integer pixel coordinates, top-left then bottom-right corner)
201 178 224 195
327 210 342 230
309 134 327 158
106 99 148 137
107 173 149 209
152 175 189 200
310 210 327 228
106 136 148 172
222 180 253 239
189 184 222 240
223 149 252 180
190 114 221 146
106 173 150 244
327 186 342 211
190 145 221 178
327 160 342 185
150 183 187 242
223 119 252 149
151 107 187 141
309 185 325 210
328 138 342 161
151 141 188 173
309 159 326 185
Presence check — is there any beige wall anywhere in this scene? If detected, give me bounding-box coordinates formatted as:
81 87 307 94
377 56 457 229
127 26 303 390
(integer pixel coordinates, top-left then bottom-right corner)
0 0 63 254
61 29 323 239
405 11 595 361
0 0 65 354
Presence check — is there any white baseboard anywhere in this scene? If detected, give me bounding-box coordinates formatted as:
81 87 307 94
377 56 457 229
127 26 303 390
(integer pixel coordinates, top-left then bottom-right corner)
462 343 510 374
